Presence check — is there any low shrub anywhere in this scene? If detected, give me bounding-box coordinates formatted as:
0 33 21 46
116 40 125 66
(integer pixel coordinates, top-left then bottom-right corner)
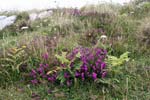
29 47 107 86
0 46 28 86
136 18 150 53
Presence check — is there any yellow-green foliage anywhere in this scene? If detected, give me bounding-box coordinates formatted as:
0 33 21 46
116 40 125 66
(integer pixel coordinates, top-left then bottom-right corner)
107 52 130 67
0 46 27 73
55 52 69 64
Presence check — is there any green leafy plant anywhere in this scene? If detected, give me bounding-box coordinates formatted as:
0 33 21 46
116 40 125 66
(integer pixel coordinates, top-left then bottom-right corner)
107 52 130 67
0 46 28 72
55 52 70 64
47 52 82 86
0 46 28 86
96 52 130 93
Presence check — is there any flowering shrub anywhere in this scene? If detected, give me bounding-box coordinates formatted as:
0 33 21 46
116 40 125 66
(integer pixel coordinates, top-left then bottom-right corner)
30 47 107 86
68 47 107 80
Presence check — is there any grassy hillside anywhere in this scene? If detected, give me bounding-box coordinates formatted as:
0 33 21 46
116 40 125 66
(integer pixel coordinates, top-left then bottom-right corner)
0 1 150 100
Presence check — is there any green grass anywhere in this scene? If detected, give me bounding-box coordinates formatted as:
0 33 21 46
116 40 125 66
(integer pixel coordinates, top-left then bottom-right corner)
0 56 149 100
0 1 150 100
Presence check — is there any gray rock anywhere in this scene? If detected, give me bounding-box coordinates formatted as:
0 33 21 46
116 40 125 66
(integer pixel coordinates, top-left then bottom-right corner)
38 10 53 19
0 16 7 20
0 15 16 30
29 13 38 21
29 10 53 21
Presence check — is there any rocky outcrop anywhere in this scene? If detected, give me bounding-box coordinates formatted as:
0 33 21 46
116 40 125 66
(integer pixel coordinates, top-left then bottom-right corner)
29 10 53 21
0 15 16 30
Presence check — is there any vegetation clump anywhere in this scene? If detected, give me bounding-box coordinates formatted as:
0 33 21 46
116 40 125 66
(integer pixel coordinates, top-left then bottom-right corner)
0 0 150 99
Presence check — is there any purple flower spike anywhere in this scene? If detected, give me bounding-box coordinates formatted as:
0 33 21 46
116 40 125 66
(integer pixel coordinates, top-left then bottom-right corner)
42 74 47 78
48 77 55 82
42 53 49 60
75 71 80 78
45 64 49 67
92 72 97 80
70 62 74 68
81 73 85 81
97 59 102 63
95 62 99 67
92 66 96 71
29 47 108 86
87 72 91 77
31 79 38 84
103 50 107 55
66 80 72 86
101 62 106 70
64 72 70 79
40 64 43 67
31 69 37 74
37 67 43 74
82 65 88 71
102 71 107 78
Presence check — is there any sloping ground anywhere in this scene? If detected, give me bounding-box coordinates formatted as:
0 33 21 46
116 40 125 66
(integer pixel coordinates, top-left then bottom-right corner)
0 2 150 100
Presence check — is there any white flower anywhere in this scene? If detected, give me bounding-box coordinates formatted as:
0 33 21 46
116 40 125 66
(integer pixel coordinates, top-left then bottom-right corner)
53 36 57 39
21 26 29 30
100 35 107 39
130 12 134 14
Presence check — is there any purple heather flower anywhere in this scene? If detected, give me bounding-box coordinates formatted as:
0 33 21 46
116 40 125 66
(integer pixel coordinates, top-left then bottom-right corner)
73 48 79 54
31 69 37 74
48 77 52 81
83 60 88 65
92 72 97 80
33 75 36 78
61 64 66 67
31 79 38 84
45 64 49 67
104 50 107 54
37 67 44 74
30 71 37 78
81 73 85 81
42 74 47 78
96 49 102 55
97 59 102 63
72 9 81 16
43 64 49 69
102 71 107 78
70 62 74 68
95 62 99 67
87 72 91 77
92 66 96 71
101 62 106 70
82 65 88 71
42 53 49 60
40 64 43 67
35 47 108 85
48 77 55 82
88 54 94 60
75 71 80 77
66 80 72 86
64 72 70 79
53 73 57 78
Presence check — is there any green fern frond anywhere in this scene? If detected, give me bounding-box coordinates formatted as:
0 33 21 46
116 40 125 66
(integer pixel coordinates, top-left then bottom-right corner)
107 52 130 67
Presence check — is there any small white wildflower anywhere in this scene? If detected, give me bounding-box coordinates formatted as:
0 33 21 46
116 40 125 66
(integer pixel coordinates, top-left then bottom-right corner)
53 36 57 39
21 26 28 30
100 35 107 39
